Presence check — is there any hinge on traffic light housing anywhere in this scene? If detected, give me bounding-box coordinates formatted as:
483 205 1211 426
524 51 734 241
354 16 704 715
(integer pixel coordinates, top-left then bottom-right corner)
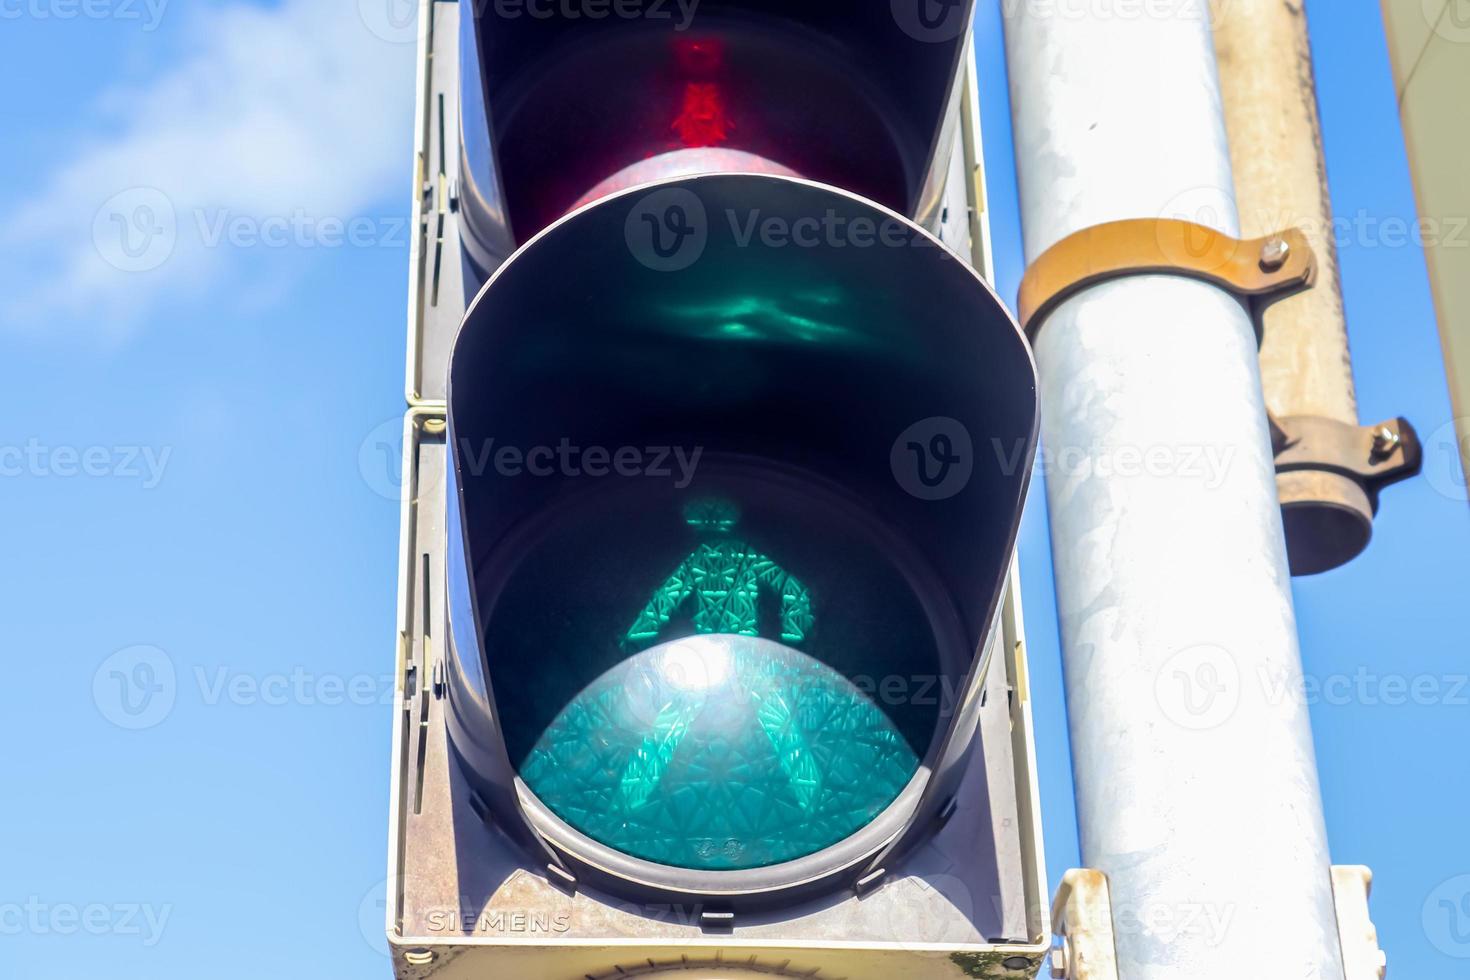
698 909 735 932
1016 218 1316 343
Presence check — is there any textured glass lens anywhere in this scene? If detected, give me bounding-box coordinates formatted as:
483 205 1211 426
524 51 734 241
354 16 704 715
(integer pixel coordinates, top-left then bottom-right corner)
520 635 917 870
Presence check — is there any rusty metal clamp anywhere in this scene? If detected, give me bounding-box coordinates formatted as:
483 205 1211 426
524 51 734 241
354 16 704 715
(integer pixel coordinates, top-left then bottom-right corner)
1016 218 1316 341
1016 218 1423 574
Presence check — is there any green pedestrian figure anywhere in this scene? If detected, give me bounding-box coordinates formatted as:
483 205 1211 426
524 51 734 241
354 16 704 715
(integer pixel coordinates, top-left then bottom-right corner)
623 497 815 649
615 497 822 814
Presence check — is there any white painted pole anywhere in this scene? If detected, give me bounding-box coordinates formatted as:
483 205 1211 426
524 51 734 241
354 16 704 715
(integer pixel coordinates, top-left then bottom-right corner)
1001 4 1345 979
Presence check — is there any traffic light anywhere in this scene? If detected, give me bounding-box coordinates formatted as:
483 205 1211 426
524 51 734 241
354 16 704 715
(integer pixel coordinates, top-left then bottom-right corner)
455 0 980 272
387 1 1049 976
444 169 1036 902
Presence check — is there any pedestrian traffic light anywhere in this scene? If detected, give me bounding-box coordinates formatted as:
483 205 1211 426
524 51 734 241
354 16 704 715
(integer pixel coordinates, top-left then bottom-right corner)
386 1 1051 976
443 170 1037 909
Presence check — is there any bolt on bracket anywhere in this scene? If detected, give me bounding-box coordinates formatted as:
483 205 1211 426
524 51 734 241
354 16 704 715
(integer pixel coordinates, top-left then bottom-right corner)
1017 218 1316 340
1270 414 1422 490
1268 412 1423 574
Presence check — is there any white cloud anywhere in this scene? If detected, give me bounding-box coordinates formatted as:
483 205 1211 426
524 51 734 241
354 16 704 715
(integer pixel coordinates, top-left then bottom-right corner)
0 0 418 335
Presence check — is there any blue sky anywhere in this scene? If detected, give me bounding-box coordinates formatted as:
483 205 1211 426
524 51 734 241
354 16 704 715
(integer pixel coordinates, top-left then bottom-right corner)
1 1 1466 978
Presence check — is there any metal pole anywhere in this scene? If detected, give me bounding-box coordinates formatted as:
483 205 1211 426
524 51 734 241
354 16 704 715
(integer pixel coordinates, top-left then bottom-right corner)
1002 4 1345 979
1210 0 1355 421
1211 0 1371 574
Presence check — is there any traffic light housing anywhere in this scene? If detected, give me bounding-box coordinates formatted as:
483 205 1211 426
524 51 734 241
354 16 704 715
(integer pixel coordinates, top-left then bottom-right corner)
456 0 978 272
443 173 1036 910
387 1 1051 975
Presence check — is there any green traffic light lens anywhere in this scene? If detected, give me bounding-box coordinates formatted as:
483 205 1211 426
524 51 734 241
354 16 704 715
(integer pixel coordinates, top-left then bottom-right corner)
520 634 918 870
481 469 953 872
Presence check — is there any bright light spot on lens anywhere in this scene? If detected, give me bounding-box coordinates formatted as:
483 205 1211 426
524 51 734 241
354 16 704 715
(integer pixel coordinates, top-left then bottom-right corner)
657 636 731 692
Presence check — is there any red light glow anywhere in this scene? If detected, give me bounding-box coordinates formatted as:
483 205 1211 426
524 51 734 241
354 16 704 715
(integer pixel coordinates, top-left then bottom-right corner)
672 82 731 148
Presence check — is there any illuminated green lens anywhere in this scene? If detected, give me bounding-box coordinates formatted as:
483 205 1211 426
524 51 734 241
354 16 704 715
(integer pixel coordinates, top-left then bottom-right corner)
520 635 917 870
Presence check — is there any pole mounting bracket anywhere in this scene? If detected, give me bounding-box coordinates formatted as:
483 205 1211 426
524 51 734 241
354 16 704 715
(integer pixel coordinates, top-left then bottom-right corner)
1017 218 1316 340
1267 411 1423 574
1048 869 1120 980
1047 866 1386 979
1332 866 1388 980
1270 414 1422 489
